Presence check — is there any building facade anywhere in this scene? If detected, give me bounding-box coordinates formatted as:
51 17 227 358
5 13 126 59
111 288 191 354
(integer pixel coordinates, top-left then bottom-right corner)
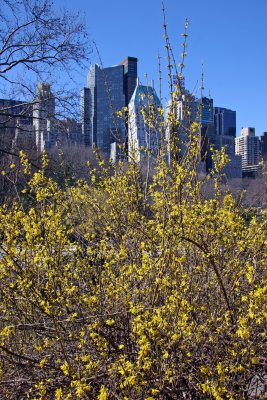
235 127 260 177
165 89 197 164
195 97 215 171
128 82 161 162
81 57 138 157
213 107 242 179
259 132 267 161
33 83 56 152
214 107 236 137
0 98 33 150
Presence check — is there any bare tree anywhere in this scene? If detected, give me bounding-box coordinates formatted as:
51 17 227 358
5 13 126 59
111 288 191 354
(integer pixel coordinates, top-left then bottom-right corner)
0 0 90 195
0 0 89 82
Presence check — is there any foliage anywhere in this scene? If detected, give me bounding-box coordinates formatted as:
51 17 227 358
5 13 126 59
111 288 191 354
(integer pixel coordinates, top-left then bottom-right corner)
0 140 266 399
0 4 266 398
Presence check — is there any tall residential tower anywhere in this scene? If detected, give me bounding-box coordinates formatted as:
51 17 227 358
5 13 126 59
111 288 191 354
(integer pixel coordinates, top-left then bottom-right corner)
235 127 260 177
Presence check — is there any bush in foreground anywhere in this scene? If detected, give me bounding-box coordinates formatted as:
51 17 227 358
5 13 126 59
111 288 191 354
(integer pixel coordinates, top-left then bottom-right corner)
0 142 266 399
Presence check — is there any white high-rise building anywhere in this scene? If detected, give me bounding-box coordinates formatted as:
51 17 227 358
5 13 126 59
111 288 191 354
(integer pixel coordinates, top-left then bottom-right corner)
128 82 161 162
235 127 260 175
165 91 198 165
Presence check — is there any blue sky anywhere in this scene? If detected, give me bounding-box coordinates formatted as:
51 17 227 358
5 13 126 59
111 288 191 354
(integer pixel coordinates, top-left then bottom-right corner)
57 0 267 135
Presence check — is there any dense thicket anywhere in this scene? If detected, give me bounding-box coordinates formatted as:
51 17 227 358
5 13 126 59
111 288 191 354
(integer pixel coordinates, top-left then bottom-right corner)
0 144 266 399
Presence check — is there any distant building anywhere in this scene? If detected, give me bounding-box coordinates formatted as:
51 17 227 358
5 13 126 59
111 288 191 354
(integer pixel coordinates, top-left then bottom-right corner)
198 96 214 126
119 57 138 106
213 107 242 179
259 132 267 161
165 88 197 164
81 57 138 158
13 118 34 150
80 87 91 146
1 84 84 153
166 92 215 171
86 63 126 152
214 107 236 137
56 118 82 147
0 98 32 150
196 96 215 171
165 88 241 178
235 127 260 177
128 81 161 162
33 83 56 151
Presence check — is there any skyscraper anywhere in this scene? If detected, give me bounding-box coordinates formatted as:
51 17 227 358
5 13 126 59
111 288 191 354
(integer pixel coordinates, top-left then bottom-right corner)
214 107 236 137
196 96 215 171
33 83 56 151
213 107 241 179
80 87 90 146
235 127 260 177
128 81 161 162
81 57 138 157
165 88 197 164
198 97 214 126
214 107 236 155
259 132 267 161
119 57 138 106
166 91 214 171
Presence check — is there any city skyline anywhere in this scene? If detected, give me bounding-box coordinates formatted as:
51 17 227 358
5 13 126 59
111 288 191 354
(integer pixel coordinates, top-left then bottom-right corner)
54 0 267 136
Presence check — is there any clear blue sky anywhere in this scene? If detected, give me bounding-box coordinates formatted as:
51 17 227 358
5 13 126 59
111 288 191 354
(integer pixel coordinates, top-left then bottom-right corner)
57 0 267 136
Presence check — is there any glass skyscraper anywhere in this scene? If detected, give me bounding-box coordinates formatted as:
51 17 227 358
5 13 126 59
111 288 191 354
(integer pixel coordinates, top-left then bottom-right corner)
214 107 236 137
81 57 138 156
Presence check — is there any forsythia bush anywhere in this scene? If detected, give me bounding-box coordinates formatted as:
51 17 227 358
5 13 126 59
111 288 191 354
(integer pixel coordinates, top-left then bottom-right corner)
0 142 266 399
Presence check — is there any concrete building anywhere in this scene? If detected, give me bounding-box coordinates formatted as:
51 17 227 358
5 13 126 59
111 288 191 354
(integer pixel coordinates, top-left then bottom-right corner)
166 91 215 172
1 85 83 153
55 118 82 147
0 98 33 150
235 127 260 177
165 89 197 164
33 83 56 152
12 118 34 150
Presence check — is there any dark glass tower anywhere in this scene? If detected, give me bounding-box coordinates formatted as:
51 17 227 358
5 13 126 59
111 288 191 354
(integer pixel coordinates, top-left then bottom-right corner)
214 107 236 137
260 132 267 161
81 57 138 155
213 107 241 179
200 97 214 126
80 87 91 146
120 57 138 105
196 97 215 171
